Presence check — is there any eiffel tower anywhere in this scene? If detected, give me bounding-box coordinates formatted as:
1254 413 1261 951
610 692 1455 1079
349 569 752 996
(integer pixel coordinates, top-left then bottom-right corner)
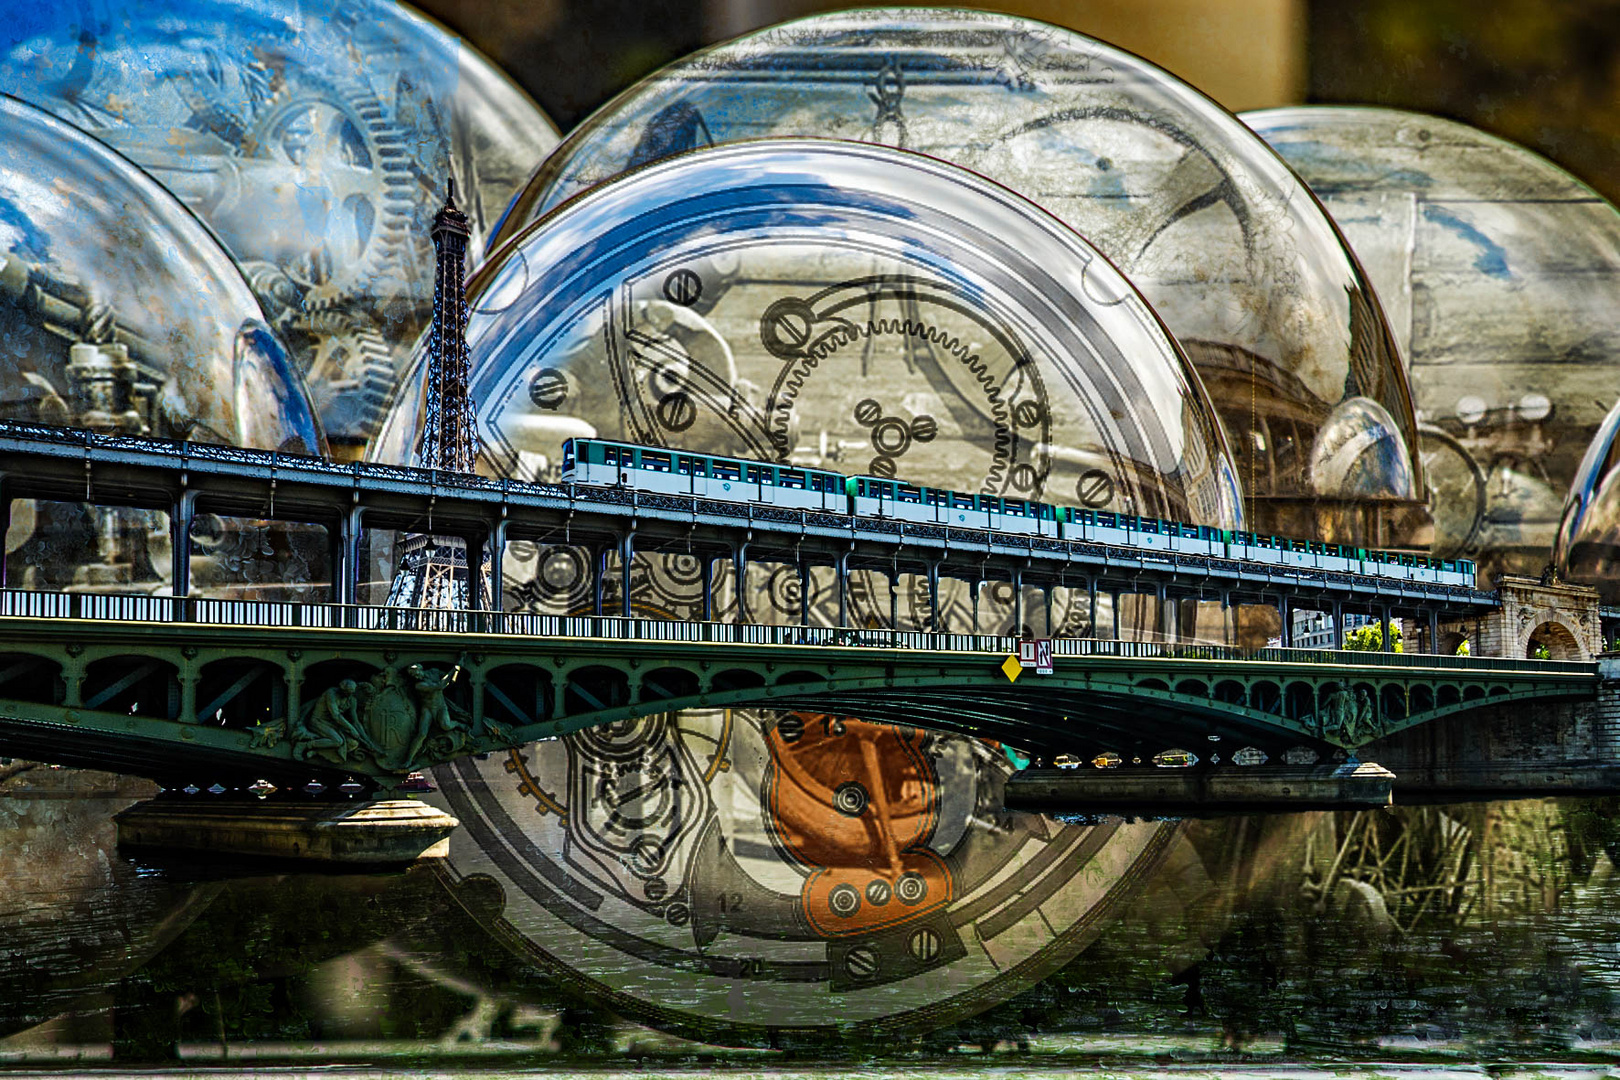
386 178 487 610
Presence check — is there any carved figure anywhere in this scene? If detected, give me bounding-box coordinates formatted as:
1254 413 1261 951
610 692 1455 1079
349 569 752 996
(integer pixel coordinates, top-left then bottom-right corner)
1354 689 1377 742
409 662 468 757
299 679 372 762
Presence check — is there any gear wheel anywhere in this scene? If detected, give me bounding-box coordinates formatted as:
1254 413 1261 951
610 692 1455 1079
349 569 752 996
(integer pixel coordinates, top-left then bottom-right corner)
306 325 397 440
244 77 417 298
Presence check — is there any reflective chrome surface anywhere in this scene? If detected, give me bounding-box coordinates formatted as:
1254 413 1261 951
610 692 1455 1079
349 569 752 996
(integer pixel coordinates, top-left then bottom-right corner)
494 7 1418 543
0 94 325 595
1555 398 1620 601
1248 106 1620 581
0 0 560 445
0 95 319 453
372 138 1241 1035
379 139 1241 532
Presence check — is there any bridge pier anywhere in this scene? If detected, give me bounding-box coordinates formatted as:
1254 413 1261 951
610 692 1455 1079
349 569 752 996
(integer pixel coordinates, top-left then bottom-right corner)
114 796 459 864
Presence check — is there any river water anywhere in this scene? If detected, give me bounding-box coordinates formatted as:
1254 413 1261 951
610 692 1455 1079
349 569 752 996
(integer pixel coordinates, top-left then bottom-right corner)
5 745 1620 1069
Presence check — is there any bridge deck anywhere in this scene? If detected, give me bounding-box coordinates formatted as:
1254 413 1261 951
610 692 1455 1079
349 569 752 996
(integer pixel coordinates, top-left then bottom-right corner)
0 420 1493 616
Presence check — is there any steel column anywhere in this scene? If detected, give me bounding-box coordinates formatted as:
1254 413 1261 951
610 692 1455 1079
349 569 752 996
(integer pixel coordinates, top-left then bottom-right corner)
1429 609 1440 655
0 475 9 589
1381 605 1393 653
836 550 849 628
928 562 941 631
489 518 508 613
619 532 635 619
592 545 607 616
701 555 713 622
331 505 364 606
1013 568 1024 636
799 562 810 627
170 490 197 600
1281 596 1293 649
734 542 749 624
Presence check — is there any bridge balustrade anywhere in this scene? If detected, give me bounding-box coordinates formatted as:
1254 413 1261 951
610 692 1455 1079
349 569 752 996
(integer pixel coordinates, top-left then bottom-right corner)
0 588 1594 677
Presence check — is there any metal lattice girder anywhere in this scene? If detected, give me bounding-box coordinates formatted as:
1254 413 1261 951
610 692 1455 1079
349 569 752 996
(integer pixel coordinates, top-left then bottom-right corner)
0 611 1594 786
0 420 1496 618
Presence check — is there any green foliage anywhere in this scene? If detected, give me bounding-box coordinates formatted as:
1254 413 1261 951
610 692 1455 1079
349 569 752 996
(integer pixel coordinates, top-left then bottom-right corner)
1533 643 1552 660
1342 622 1402 652
1456 638 1471 655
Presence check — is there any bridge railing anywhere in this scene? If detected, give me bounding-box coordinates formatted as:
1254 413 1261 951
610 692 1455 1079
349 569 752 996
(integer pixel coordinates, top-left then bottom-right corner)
0 590 1591 673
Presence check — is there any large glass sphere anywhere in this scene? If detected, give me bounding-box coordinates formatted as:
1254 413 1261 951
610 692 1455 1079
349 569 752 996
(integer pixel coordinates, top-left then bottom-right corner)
377 140 1241 535
1555 399 1620 602
0 93 324 593
1246 106 1620 583
492 7 1419 546
375 139 1240 1035
0 0 559 449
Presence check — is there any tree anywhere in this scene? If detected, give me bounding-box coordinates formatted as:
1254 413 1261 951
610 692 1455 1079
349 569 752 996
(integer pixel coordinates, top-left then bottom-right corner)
1456 637 1470 656
1343 621 1402 652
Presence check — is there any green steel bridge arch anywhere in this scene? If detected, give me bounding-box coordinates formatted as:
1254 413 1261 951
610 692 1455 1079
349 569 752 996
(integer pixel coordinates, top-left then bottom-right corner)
0 596 1594 791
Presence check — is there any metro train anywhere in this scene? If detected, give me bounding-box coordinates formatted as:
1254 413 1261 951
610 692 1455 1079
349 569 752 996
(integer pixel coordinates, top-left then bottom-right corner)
559 437 1476 588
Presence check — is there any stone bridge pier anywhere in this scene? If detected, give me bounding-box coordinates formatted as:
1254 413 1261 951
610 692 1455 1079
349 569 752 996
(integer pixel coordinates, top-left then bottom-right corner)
1381 575 1619 793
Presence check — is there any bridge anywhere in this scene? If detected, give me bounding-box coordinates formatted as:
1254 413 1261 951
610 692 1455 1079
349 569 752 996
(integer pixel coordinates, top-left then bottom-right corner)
0 591 1595 793
0 419 1492 643
0 421 1602 805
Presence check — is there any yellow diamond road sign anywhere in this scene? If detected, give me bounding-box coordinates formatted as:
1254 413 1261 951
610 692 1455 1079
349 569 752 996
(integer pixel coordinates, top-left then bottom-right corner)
1001 654 1023 682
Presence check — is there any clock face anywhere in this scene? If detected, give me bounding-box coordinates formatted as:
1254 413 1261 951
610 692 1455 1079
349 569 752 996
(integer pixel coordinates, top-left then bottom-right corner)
430 710 1179 1040
492 8 1421 527
372 138 1240 1039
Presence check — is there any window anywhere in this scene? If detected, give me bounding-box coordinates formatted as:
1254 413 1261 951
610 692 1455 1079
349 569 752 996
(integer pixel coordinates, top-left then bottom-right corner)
897 485 921 504
953 493 976 509
602 445 619 465
779 469 805 489
1077 510 1095 524
1003 500 1025 517
1098 512 1117 527
1138 518 1159 534
927 490 949 506
677 456 700 476
642 450 671 472
561 441 575 470
876 482 895 499
713 460 741 481
746 465 771 484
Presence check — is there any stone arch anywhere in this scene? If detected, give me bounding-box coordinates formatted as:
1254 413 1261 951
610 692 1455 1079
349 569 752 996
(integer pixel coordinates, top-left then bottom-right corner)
0 653 63 705
197 658 285 729
640 666 700 702
565 666 630 714
485 664 553 728
1438 630 1468 656
1213 679 1247 705
83 655 181 720
1175 679 1209 698
1526 619 1587 661
1284 681 1316 721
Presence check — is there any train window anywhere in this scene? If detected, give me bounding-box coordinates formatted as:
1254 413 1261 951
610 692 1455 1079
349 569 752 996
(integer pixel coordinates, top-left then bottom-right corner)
1401 555 1415 567
779 470 805 489
562 441 576 470
1258 537 1275 549
642 451 671 472
1039 504 1055 520
1077 509 1095 524
746 465 771 484
897 485 921 503
818 472 841 492
877 482 895 499
601 445 619 465
1462 560 1475 575
952 493 975 509
927 490 949 506
1004 501 1025 517
677 456 701 476
713 460 741 481
1138 518 1158 533
809 475 825 492
1098 512 1117 527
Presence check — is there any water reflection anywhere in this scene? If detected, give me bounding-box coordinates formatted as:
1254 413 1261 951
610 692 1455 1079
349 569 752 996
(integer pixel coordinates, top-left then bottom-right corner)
7 782 1620 1060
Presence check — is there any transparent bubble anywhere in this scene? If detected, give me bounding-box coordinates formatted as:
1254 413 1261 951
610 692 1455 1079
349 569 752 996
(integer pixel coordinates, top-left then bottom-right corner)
1555 399 1620 602
0 0 560 447
375 139 1244 1037
1248 105 1620 578
494 7 1417 545
0 94 325 594
376 140 1241 540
